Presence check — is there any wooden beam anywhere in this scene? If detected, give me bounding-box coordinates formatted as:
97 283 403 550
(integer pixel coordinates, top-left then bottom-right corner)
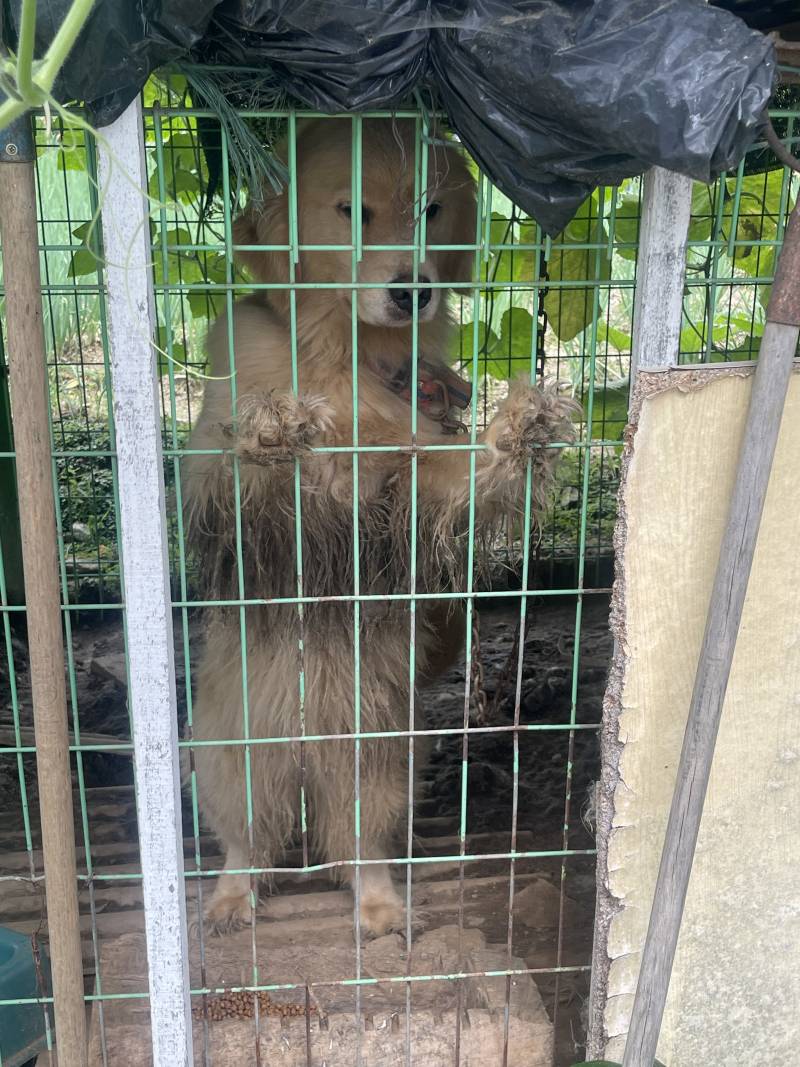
0 114 88 1067
630 167 692 379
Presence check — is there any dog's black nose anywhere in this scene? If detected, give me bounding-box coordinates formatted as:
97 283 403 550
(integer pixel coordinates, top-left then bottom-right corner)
389 274 431 314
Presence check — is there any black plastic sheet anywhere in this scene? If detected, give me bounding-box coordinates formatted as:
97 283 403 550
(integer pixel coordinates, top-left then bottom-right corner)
1 0 778 233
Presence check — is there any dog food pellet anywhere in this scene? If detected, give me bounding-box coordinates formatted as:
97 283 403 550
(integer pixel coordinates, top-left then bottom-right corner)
192 990 315 1022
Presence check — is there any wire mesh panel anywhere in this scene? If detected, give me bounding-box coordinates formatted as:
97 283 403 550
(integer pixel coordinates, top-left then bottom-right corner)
0 81 797 1067
680 108 799 364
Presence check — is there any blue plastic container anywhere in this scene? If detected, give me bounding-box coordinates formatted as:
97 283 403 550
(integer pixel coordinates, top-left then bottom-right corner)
0 927 52 1067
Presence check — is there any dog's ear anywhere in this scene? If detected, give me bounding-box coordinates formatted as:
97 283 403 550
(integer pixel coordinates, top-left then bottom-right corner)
231 188 291 314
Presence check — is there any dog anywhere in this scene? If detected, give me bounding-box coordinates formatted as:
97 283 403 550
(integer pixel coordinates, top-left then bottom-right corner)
183 117 577 937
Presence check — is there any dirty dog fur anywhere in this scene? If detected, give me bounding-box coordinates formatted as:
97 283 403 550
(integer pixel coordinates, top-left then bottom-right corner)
184 118 577 936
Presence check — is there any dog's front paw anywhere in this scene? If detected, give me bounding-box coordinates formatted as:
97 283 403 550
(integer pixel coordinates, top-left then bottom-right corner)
205 887 254 936
228 391 334 464
489 378 578 462
359 886 406 939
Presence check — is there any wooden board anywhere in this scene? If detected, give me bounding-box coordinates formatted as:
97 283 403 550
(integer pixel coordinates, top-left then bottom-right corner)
590 366 800 1065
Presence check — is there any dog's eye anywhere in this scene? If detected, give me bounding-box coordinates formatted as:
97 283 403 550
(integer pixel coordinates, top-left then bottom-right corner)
426 202 442 221
338 202 371 225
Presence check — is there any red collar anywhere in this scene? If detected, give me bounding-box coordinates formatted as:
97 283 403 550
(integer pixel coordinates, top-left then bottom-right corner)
372 356 472 433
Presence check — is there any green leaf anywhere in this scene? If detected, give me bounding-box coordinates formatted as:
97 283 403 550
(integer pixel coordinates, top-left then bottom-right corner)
612 193 640 260
688 183 715 244
484 213 537 283
714 334 762 361
584 382 629 439
449 318 500 367
485 308 537 379
155 327 187 375
597 323 632 352
497 307 535 356
205 254 230 285
165 227 193 248
721 171 796 272
188 291 221 321
67 248 99 278
57 145 87 171
72 221 92 243
545 196 611 342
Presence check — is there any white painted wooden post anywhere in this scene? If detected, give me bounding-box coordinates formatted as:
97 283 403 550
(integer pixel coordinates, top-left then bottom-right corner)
98 98 193 1065
630 167 693 378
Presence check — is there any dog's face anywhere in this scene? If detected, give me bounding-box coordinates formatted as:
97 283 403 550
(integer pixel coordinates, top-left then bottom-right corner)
233 118 477 329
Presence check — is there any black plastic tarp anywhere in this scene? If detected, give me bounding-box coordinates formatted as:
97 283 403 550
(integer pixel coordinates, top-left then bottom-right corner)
1 0 779 233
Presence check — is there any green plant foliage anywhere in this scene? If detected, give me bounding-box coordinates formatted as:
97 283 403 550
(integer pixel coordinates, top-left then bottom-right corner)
612 192 640 261
585 381 629 438
544 448 620 557
544 194 612 342
484 214 537 284
450 318 500 374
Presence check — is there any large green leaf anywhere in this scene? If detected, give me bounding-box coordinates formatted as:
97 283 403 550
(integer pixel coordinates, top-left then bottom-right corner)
449 318 500 369
67 221 101 278
688 183 715 244
481 213 537 284
497 307 535 357
612 193 640 261
487 307 537 379
722 170 795 271
544 196 611 342
597 323 632 353
67 249 96 278
584 381 629 440
156 326 187 376
188 291 222 321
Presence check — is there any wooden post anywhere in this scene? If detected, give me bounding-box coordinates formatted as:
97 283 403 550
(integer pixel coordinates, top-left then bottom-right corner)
97 98 193 1064
621 197 800 1067
630 167 693 379
0 337 24 604
0 116 88 1065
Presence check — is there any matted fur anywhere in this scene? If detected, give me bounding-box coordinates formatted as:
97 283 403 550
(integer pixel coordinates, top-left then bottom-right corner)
183 118 578 935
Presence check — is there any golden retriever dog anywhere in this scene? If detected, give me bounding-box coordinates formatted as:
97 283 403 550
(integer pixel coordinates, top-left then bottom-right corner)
183 117 576 936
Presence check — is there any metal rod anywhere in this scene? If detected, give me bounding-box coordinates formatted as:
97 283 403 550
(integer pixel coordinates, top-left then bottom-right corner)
623 193 800 1067
0 114 89 1066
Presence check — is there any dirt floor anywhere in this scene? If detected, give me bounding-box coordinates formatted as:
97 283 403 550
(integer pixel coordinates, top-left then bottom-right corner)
0 593 611 1065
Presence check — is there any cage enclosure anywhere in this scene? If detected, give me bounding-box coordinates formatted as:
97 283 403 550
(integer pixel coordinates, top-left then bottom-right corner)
0 43 798 1067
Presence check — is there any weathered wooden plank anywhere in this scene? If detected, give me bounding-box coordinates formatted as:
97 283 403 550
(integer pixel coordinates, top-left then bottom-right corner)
0 115 88 1067
629 168 692 380
591 365 800 1066
622 195 800 1066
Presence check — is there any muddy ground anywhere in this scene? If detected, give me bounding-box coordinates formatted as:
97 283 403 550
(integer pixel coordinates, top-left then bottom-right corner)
0 593 611 1063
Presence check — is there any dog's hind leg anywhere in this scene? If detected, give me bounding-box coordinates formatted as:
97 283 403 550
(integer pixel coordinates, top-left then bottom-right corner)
309 737 409 938
205 840 254 934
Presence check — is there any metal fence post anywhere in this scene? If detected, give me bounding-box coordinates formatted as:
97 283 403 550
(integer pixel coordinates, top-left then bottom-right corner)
97 97 193 1066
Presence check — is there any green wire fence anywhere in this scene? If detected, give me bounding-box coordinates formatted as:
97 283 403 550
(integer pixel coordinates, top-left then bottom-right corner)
0 81 798 1067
